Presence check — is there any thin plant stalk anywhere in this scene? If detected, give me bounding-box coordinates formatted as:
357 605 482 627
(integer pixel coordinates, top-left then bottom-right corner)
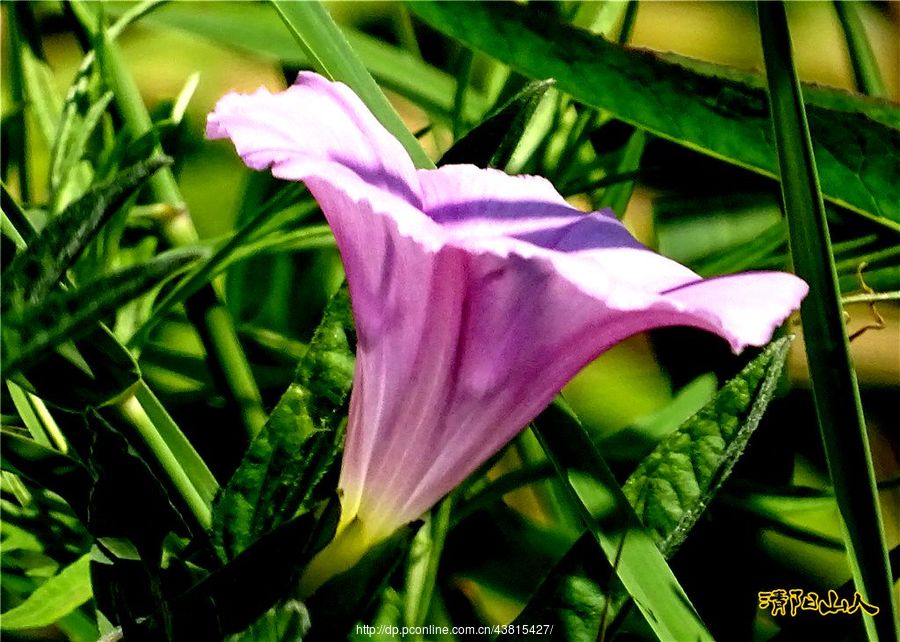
757 3 898 640
69 1 268 437
833 1 887 98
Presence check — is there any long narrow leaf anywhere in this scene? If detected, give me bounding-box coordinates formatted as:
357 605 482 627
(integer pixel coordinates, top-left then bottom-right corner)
757 3 898 640
269 0 434 170
623 337 792 557
533 402 714 642
0 553 92 630
409 1 900 228
213 287 355 560
1 156 170 308
3 248 201 375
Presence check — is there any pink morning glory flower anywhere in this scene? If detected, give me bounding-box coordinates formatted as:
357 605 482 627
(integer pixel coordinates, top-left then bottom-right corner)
207 72 807 586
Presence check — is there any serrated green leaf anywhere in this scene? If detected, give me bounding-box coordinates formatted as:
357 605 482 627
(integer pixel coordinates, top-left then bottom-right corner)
623 336 792 556
3 248 201 376
511 338 793 639
408 1 900 228
1 156 171 309
439 79 554 169
0 553 92 630
213 287 356 560
532 402 714 642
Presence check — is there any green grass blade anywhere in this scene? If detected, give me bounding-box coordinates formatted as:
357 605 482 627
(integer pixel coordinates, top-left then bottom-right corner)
69 0 268 437
0 553 92 631
439 79 554 169
1 182 36 244
510 340 791 637
757 3 898 640
833 1 887 98
533 402 714 642
2 156 170 308
109 2 487 124
408 1 900 229
270 0 434 170
133 381 219 506
3 248 201 376
6 382 52 447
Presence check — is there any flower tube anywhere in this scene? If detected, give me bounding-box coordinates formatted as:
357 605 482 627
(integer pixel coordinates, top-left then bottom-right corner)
208 72 807 591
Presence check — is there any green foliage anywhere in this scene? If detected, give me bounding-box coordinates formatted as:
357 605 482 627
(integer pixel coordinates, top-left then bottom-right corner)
409 1 900 228
2 156 170 309
758 3 898 639
0 553 93 631
440 79 554 168
113 2 487 123
511 337 792 638
1 2 896 640
623 336 791 556
271 0 433 169
532 402 714 642
213 287 356 559
3 248 201 375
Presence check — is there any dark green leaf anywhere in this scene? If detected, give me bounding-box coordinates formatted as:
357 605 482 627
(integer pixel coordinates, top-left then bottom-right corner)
2 156 171 308
213 287 356 559
512 338 792 637
2 248 201 376
532 402 713 642
439 79 554 169
305 526 417 642
758 3 898 639
408 1 900 228
0 430 93 522
499 535 612 642
0 553 92 630
21 324 141 412
84 409 191 551
133 508 337 642
622 336 792 557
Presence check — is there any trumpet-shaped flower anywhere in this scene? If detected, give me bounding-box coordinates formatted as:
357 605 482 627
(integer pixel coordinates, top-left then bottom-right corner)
208 72 807 587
